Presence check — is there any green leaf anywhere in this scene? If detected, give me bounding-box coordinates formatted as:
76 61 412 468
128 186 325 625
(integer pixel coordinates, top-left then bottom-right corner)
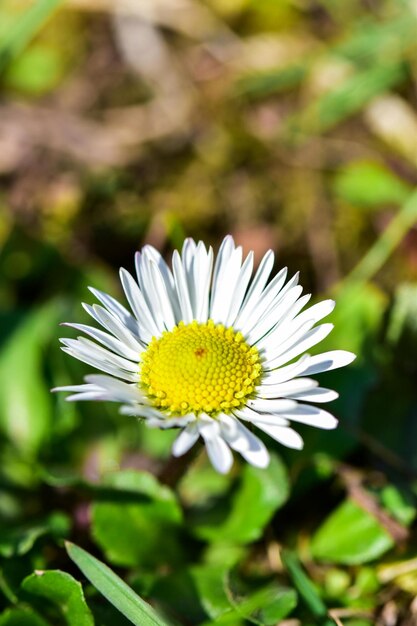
0 512 70 557
0 0 61 73
236 584 297 625
199 579 297 626
191 453 289 544
380 485 416 526
0 302 59 456
311 499 394 564
281 550 327 618
0 608 49 626
286 62 406 136
91 470 182 568
22 570 94 626
190 565 231 619
333 161 411 209
66 542 169 626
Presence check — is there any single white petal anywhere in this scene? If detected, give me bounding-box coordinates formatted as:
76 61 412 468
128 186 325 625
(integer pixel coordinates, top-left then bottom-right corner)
219 414 269 468
52 383 101 394
289 387 339 403
172 423 200 457
292 299 335 328
66 391 108 401
172 250 194 323
235 406 290 426
194 243 214 323
297 350 356 376
254 422 304 449
258 378 318 398
283 405 338 429
247 398 298 413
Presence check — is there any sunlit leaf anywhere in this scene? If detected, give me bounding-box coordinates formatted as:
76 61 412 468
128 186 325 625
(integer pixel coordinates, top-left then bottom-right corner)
22 570 94 626
191 453 289 544
91 470 183 568
0 302 59 456
311 499 394 564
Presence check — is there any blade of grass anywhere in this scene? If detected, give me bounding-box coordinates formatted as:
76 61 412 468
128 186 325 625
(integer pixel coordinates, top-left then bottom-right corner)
66 542 169 626
281 550 327 618
0 0 61 73
346 187 417 284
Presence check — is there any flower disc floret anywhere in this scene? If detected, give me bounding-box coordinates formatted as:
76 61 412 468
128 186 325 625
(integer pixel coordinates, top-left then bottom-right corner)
139 320 262 416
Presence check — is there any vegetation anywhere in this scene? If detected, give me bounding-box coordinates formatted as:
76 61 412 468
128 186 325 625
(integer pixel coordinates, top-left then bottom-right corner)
1 0 417 624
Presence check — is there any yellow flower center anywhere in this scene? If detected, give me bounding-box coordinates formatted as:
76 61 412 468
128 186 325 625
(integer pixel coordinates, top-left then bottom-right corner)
139 320 262 417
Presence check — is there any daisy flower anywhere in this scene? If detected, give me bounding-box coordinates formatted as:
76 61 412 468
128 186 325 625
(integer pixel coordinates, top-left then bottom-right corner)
54 236 355 474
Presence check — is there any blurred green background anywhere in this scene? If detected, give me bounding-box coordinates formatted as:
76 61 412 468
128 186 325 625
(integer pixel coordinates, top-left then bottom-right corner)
1 0 417 624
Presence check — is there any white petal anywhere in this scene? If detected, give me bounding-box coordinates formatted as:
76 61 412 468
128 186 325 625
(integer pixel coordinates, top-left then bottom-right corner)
60 344 138 382
225 252 254 327
258 378 318 398
254 422 304 449
262 354 311 385
194 243 214 323
148 261 177 330
172 423 200 457
83 303 148 350
84 374 144 403
135 252 167 332
235 406 289 426
119 268 159 339
88 287 139 337
264 323 334 370
236 267 288 333
292 299 335 327
199 418 234 474
142 245 181 320
219 414 269 468
297 350 356 376
62 323 142 360
289 387 339 403
240 249 275 309
246 285 304 344
61 337 138 372
283 405 338 429
172 250 194 323
247 398 298 413
210 247 243 324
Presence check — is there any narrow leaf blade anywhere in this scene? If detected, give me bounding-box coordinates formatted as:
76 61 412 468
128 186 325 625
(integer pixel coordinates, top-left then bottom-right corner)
66 542 169 626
